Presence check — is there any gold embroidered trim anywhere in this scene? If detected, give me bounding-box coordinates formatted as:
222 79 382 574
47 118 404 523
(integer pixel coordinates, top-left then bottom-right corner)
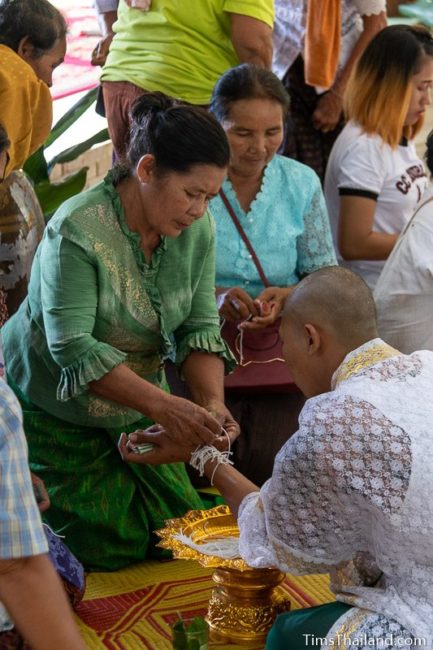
334 342 400 386
327 608 371 647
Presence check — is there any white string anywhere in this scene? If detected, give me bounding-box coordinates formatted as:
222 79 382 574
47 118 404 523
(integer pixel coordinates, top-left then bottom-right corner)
189 427 233 485
237 326 285 367
173 532 241 559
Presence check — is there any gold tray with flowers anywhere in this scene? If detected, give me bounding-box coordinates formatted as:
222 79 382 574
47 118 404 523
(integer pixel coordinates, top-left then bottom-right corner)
156 504 249 570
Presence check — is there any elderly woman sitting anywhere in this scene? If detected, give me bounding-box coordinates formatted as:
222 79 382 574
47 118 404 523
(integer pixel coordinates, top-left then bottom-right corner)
2 92 238 571
208 64 337 485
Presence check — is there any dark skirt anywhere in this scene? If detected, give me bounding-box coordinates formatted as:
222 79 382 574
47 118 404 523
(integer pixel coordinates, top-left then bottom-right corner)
9 377 204 572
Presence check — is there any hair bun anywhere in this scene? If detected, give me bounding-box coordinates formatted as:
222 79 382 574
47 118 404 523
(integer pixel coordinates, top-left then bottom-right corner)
130 92 176 126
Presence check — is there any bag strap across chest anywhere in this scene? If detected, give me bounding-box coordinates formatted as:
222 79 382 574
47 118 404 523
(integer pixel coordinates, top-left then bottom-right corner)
219 189 270 288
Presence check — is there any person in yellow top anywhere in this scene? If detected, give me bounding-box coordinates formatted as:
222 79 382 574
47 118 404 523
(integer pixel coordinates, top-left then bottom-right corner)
0 0 67 176
0 0 66 318
95 0 274 160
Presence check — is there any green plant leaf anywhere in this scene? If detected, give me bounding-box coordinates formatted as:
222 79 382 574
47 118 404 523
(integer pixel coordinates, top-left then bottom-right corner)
187 618 207 634
35 168 88 219
23 146 49 184
172 620 187 633
188 640 201 650
45 87 99 148
172 629 188 650
47 128 110 172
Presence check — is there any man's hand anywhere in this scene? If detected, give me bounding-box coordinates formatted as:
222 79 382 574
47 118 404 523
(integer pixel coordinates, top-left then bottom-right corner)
91 33 114 66
217 287 260 322
312 90 343 133
124 0 151 7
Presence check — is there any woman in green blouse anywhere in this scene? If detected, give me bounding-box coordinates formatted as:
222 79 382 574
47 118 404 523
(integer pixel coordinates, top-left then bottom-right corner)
2 92 237 571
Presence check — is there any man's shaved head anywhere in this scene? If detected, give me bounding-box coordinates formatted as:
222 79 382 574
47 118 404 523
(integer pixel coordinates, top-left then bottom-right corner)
283 267 378 346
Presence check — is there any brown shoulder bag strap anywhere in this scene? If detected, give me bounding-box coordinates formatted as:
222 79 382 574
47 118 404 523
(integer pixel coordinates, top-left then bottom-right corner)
219 189 270 288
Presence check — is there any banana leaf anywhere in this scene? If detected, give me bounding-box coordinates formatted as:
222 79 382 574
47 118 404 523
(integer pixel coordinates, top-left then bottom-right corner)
23 145 49 184
34 168 88 219
48 127 110 173
23 87 110 220
45 87 99 148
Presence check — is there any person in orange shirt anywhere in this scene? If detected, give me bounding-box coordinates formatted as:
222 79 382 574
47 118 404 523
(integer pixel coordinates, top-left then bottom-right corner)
0 0 67 175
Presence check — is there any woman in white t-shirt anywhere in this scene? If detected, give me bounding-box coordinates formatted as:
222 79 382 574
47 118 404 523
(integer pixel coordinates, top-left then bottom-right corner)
374 130 433 353
325 25 433 289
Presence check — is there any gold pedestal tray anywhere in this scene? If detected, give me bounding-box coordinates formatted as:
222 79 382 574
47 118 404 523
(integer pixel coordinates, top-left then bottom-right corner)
156 505 290 647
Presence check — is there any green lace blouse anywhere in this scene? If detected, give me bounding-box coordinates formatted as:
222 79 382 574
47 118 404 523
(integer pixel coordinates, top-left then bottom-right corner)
2 172 232 427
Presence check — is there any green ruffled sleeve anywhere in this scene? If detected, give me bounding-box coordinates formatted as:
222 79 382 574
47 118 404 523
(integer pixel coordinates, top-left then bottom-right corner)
40 232 128 401
57 343 127 401
175 328 235 372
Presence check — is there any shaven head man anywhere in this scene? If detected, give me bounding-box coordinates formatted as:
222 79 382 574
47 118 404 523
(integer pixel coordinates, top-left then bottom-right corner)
280 266 378 397
119 265 433 644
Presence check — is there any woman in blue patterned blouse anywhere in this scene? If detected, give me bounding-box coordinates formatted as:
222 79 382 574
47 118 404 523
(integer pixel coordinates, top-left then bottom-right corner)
209 64 337 484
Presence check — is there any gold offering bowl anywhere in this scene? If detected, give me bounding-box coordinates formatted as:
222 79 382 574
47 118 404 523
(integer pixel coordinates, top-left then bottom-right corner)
156 505 290 647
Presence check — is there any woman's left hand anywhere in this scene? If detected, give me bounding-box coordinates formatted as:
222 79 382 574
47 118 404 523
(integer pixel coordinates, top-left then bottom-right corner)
118 425 192 465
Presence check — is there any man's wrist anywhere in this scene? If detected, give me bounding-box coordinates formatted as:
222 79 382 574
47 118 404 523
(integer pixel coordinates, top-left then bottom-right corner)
190 444 233 485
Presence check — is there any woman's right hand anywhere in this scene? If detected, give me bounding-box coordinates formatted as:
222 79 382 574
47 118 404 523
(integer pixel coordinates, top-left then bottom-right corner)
217 287 260 322
152 394 223 446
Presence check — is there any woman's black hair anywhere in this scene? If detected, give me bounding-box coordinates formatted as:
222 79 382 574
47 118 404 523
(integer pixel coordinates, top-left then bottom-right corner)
209 63 290 122
356 24 433 92
0 0 67 56
425 130 433 177
0 124 10 156
126 91 230 174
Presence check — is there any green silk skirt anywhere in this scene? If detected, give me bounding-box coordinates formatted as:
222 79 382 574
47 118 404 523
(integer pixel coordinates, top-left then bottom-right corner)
266 603 352 649
11 380 204 571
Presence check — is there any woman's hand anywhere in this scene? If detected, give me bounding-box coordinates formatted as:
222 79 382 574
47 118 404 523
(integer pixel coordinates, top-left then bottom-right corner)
217 287 260 322
152 394 223 446
118 412 238 466
118 425 193 465
31 473 50 513
204 400 240 446
241 286 293 330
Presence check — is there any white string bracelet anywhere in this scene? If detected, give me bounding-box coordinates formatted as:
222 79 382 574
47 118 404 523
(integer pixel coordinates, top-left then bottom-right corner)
189 427 233 485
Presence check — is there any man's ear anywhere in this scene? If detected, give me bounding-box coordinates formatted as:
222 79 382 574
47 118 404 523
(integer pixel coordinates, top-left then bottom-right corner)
136 154 156 184
17 36 36 62
304 323 321 355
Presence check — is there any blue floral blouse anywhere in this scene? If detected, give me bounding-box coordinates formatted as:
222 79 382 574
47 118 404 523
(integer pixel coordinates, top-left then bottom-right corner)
210 155 337 298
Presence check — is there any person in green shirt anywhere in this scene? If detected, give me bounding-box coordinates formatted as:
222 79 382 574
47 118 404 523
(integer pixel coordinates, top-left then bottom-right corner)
1 92 238 571
94 0 274 159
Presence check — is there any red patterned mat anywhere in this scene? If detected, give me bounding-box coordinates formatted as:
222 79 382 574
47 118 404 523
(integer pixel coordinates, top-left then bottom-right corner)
52 0 101 100
75 559 334 649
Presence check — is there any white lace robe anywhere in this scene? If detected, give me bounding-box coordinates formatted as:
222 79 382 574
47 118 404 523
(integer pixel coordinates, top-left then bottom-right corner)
238 339 433 647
